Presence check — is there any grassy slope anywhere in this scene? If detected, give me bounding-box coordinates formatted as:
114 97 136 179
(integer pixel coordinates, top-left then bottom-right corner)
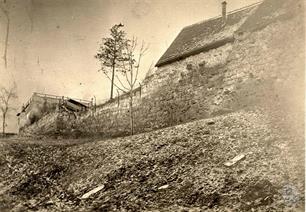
0 107 304 211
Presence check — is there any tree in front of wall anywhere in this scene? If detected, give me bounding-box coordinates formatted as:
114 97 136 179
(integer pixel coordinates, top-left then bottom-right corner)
0 83 17 136
116 37 148 135
95 24 148 135
95 23 128 100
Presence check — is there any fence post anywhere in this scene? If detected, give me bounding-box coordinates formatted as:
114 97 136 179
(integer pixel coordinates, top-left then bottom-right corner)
117 90 120 107
91 98 94 116
93 96 96 113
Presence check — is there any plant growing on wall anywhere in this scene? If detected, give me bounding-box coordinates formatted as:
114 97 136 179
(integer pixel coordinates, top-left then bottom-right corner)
0 83 17 136
95 23 128 100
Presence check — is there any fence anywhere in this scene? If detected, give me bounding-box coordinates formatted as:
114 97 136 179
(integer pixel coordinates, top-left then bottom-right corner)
22 92 93 112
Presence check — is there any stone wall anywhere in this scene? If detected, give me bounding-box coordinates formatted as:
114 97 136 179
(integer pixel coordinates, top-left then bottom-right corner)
61 42 234 137
22 1 304 138
221 13 304 112
18 94 60 130
20 112 59 137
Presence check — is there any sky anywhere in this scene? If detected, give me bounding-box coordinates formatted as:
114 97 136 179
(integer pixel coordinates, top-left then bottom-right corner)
0 0 259 132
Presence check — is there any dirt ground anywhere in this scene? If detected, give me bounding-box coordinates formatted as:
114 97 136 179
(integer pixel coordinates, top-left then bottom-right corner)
0 107 304 211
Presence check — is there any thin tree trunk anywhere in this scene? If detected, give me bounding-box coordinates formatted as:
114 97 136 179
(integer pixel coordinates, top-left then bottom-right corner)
130 65 134 135
129 93 134 135
110 64 115 99
2 113 5 137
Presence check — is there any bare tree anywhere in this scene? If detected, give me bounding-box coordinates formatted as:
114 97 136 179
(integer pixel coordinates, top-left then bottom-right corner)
103 37 148 135
0 83 17 136
0 0 10 68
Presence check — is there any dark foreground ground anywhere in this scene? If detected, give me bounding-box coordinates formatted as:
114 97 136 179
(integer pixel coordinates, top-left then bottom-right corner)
0 107 304 211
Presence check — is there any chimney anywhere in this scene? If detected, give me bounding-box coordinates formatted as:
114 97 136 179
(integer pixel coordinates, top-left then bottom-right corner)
222 1 227 23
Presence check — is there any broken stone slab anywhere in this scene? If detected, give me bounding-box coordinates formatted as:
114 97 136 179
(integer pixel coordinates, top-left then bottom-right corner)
158 184 169 190
81 185 105 199
224 153 245 167
44 200 54 206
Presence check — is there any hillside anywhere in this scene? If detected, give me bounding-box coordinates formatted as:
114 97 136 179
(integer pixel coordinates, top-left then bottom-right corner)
0 106 304 211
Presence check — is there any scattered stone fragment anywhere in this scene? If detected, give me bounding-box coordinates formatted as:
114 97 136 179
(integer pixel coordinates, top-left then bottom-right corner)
207 121 215 125
158 184 169 190
81 185 105 199
224 154 245 167
44 200 54 206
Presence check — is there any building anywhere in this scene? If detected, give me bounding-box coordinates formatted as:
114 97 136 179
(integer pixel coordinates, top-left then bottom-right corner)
155 1 260 68
155 0 293 68
17 92 91 131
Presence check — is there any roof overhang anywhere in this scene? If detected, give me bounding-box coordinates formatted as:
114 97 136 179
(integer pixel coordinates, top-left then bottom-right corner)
155 37 235 67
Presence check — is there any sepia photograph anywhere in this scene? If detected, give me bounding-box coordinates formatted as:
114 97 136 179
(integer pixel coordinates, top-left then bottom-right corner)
0 0 304 211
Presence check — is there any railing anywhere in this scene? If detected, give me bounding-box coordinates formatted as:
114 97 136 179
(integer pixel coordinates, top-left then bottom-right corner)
96 85 142 109
22 85 144 114
22 92 92 112
34 92 92 105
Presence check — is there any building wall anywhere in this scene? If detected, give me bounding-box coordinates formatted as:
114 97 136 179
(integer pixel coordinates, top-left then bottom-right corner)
21 2 304 138
18 94 60 131
20 112 59 136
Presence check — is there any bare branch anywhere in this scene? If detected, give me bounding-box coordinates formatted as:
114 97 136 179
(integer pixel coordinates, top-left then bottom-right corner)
132 55 141 86
131 37 138 53
101 71 128 93
115 75 130 91
124 69 132 86
119 60 132 86
0 83 17 135
140 40 149 56
132 41 149 86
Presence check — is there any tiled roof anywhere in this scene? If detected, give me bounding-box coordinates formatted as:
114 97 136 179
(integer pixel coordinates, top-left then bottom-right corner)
237 0 297 33
155 2 260 67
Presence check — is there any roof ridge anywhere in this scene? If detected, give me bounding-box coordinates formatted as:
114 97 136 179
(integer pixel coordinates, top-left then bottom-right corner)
182 1 263 30
228 1 263 16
